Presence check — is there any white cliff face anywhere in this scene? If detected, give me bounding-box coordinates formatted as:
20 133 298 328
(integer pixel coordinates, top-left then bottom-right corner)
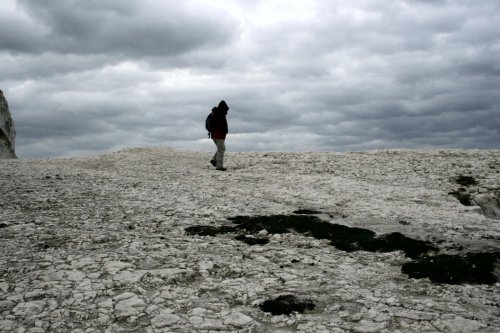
0 90 16 159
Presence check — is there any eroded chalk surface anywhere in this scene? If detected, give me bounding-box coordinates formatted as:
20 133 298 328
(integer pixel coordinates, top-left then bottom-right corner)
1 148 499 332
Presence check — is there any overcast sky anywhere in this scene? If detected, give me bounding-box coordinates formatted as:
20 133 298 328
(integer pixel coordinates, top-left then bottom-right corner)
1 0 499 158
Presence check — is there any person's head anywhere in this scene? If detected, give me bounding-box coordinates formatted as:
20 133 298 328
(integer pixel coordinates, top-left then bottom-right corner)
218 100 229 113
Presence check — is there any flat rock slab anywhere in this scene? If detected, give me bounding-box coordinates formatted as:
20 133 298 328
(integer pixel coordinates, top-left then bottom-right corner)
1 148 500 332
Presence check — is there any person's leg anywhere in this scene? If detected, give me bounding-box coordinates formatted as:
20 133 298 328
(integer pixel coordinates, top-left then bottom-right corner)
210 150 217 167
213 139 226 169
211 140 218 166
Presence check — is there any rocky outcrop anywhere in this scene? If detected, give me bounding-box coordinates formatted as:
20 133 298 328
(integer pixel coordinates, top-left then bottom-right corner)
449 175 500 220
474 192 500 220
0 90 16 159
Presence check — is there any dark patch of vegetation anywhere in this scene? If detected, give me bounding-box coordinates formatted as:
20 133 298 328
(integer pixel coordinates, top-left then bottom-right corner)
234 235 269 246
449 189 474 206
326 225 376 251
259 295 315 316
402 252 500 285
229 214 327 235
455 175 477 187
186 215 499 285
184 225 237 236
293 209 322 215
228 215 436 258
0 223 8 229
348 232 438 259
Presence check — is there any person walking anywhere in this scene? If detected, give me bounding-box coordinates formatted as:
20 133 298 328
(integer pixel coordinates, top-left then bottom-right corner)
209 100 229 171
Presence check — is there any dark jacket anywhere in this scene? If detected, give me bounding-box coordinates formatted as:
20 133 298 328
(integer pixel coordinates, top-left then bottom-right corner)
211 100 229 140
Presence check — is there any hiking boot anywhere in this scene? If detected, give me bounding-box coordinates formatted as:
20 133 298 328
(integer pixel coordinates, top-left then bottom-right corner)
210 160 216 167
216 167 227 171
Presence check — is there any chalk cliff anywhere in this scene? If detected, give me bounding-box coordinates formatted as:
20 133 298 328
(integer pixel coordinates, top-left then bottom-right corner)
0 90 16 159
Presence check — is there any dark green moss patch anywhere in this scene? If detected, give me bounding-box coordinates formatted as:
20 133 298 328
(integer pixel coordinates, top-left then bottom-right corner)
362 232 439 259
293 209 322 215
259 295 315 315
228 214 328 235
402 252 500 285
455 175 477 187
228 215 436 258
186 215 500 285
185 225 237 236
234 235 269 246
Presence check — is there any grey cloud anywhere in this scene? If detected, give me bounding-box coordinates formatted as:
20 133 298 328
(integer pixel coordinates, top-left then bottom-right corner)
9 0 237 58
0 53 114 80
2 0 499 158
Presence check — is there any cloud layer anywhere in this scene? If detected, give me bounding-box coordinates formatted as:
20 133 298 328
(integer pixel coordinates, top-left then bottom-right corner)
1 0 499 158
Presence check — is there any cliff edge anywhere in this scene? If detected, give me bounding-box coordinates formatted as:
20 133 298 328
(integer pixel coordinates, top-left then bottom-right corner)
0 90 16 159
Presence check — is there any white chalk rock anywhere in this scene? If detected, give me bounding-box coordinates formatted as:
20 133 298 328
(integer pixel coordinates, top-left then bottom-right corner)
151 311 182 328
223 311 254 327
12 301 46 317
114 293 146 319
103 261 133 275
0 90 16 159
